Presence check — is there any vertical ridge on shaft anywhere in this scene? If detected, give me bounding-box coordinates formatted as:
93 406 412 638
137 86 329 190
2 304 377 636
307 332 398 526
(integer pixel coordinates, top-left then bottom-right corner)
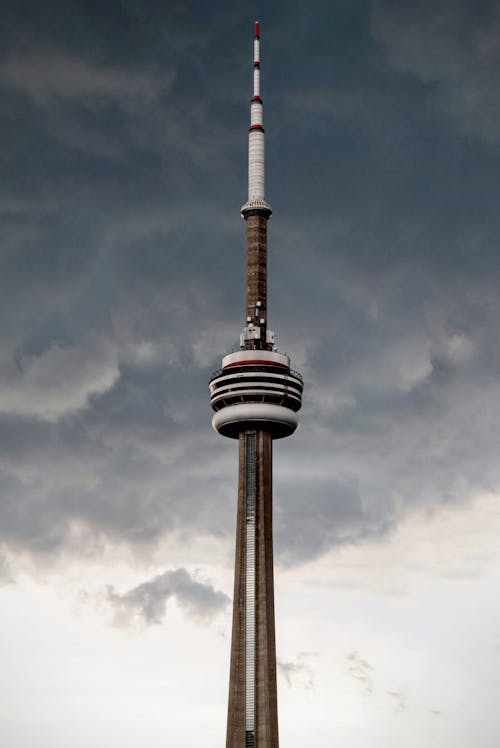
226 437 248 748
245 433 256 742
255 432 278 747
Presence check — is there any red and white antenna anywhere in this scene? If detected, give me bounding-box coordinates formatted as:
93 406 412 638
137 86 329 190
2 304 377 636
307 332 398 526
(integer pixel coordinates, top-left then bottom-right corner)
241 21 272 217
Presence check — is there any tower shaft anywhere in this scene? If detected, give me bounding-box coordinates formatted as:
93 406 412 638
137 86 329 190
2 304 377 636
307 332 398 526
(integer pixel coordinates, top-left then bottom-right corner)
245 213 270 348
246 214 267 323
226 430 278 748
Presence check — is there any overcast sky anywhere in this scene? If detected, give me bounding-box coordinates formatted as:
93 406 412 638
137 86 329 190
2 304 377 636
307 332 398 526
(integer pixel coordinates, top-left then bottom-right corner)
1 1 499 746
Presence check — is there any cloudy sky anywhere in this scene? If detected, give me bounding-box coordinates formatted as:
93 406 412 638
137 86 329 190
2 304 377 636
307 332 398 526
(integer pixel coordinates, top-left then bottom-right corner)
1 0 500 745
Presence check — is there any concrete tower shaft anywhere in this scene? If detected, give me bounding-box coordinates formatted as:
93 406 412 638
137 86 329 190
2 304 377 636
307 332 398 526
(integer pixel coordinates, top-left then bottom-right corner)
226 432 278 748
245 213 269 345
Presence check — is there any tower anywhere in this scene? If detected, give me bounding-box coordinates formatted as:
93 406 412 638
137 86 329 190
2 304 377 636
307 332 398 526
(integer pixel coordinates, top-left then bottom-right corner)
209 22 303 748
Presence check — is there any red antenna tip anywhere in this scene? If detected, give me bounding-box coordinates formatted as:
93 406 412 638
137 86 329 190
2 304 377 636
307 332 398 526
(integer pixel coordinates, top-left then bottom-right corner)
254 21 260 38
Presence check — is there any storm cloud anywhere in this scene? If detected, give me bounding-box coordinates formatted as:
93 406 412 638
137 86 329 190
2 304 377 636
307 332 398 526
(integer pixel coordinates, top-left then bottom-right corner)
105 567 230 626
372 0 500 144
0 0 499 575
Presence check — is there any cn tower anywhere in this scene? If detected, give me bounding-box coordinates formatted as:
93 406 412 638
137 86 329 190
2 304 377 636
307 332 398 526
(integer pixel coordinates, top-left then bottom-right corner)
209 22 303 748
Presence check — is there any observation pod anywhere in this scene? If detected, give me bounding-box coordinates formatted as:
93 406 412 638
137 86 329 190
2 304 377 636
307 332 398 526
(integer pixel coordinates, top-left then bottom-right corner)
209 350 303 439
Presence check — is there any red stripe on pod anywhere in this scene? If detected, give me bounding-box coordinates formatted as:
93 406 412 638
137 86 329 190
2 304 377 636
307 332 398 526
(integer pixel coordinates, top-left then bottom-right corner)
254 21 259 38
224 360 287 369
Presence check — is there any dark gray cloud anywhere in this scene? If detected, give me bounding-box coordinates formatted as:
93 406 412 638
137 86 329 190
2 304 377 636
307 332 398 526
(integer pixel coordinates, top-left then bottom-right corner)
105 567 230 626
372 0 500 144
0 1 499 572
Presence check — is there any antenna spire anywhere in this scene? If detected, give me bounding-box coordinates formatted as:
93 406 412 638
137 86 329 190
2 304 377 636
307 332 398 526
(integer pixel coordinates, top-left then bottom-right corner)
241 21 272 217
